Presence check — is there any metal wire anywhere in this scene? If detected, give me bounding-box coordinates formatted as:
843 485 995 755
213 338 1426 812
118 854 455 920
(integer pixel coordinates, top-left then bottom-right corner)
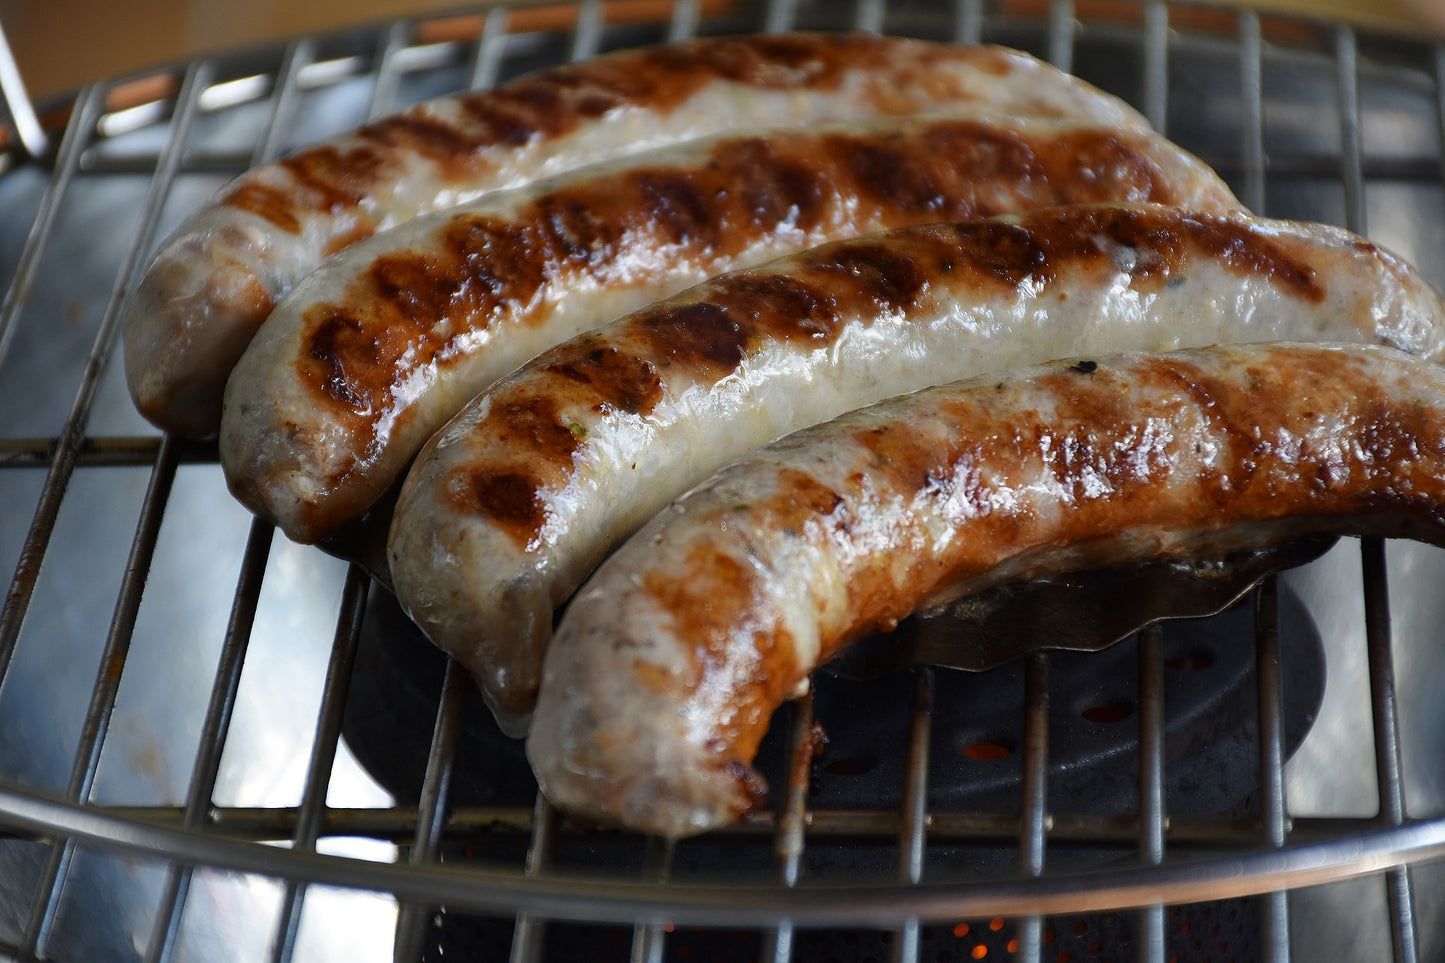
144 518 275 963
1256 579 1291 963
1137 628 1166 963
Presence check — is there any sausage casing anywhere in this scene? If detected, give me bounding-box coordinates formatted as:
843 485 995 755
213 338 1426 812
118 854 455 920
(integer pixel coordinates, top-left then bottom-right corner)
221 115 1238 544
125 35 1149 437
528 341 1445 837
389 203 1445 734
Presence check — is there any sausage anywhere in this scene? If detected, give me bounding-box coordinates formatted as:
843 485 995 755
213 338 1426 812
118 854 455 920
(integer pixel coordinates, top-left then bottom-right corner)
526 341 1445 837
387 204 1445 735
123 34 1152 438
220 115 1241 544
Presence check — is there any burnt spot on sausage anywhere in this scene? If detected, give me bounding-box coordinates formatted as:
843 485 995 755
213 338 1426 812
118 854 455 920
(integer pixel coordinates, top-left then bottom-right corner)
445 215 548 305
853 420 950 502
459 470 548 543
632 272 846 381
357 114 489 172
838 138 948 215
810 242 932 315
224 182 303 233
443 395 585 542
639 539 801 759
277 145 390 213
632 172 717 247
769 468 846 538
454 93 539 147
302 311 376 411
712 139 830 232
1064 207 1322 302
544 344 664 416
488 396 584 464
534 195 622 263
939 220 1054 292
370 249 461 322
636 302 750 377
937 207 1325 303
1043 131 1165 204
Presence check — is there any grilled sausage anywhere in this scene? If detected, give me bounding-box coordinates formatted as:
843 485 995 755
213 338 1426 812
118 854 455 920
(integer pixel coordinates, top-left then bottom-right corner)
388 204 1445 735
124 34 1151 438
220 115 1240 544
527 341 1445 837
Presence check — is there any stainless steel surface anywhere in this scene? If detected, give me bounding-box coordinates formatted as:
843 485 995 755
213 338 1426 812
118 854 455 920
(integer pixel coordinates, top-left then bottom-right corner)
3 1 1445 961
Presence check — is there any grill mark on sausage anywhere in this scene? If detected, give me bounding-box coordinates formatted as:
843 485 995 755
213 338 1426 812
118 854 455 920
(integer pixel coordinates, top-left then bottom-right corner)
463 470 548 543
933 206 1326 301
290 123 1238 467
810 242 933 315
225 183 302 233
277 146 388 215
303 311 373 412
543 343 665 415
639 541 799 761
714 139 830 232
223 33 969 225
446 395 582 538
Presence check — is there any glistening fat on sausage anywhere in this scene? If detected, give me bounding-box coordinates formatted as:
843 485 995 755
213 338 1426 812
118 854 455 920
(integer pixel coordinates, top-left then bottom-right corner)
125 34 1152 438
527 341 1445 838
388 203 1445 735
220 115 1241 545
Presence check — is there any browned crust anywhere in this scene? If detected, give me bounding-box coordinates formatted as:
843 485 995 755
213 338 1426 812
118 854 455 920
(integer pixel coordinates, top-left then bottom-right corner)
441 207 1329 542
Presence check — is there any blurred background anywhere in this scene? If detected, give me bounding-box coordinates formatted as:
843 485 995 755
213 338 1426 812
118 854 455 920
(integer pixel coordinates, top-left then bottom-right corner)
0 0 1441 102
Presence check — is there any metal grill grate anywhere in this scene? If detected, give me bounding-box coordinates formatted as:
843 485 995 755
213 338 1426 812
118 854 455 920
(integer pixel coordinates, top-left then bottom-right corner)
2 1 1445 961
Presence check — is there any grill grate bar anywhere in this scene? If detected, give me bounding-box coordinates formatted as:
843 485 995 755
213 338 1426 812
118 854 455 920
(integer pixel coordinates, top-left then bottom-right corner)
628 836 675 963
890 667 935 963
366 21 415 122
48 802 1424 846
1256 579 1291 963
764 0 799 35
1435 44 1445 187
1362 540 1420 963
21 432 180 957
572 0 606 62
7 783 1445 929
254 40 319 168
1238 9 1266 213
144 518 275 963
855 0 886 34
955 0 983 44
8 57 210 957
268 566 370 963
0 58 209 687
760 690 815 963
471 7 512 91
1336 25 1367 235
1137 627 1166 963
509 793 561 963
393 659 473 963
1018 654 1050 963
1047 0 1075 75
668 0 702 43
0 82 100 371
1141 0 1168 131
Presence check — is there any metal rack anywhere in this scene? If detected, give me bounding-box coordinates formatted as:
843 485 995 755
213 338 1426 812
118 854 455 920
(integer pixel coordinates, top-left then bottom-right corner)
3 1 1445 961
